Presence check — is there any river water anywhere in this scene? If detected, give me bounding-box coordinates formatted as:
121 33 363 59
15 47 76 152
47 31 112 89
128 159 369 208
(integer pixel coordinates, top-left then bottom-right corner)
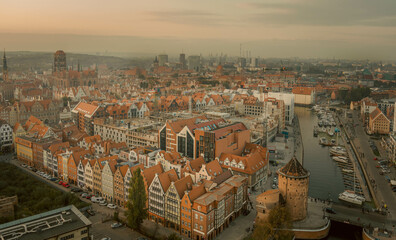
295 106 362 240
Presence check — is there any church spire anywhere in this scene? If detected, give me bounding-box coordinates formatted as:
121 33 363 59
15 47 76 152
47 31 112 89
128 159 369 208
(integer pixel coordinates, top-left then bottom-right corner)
2 49 8 82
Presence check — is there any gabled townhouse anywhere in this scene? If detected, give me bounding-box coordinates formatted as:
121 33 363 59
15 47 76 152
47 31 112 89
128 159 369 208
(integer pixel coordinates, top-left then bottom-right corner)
0 119 13 151
181 156 205 183
196 160 223 182
44 142 70 176
180 184 207 239
84 159 96 192
114 164 129 207
68 149 92 185
102 160 117 203
164 175 193 230
93 159 104 196
79 135 102 150
155 150 184 177
124 164 144 205
218 143 269 190
148 169 179 225
77 159 88 189
142 164 164 205
368 107 391 134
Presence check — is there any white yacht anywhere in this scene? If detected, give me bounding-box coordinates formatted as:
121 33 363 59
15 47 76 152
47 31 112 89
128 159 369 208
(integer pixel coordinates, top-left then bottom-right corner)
338 190 365 205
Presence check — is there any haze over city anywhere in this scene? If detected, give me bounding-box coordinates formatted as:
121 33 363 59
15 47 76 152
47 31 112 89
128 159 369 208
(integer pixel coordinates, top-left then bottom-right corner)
1 0 396 59
0 1 396 240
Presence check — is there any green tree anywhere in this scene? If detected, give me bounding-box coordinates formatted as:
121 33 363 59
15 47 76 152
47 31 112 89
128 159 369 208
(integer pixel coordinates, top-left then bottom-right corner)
125 168 147 230
166 233 182 240
223 81 231 89
166 81 172 87
252 205 293 240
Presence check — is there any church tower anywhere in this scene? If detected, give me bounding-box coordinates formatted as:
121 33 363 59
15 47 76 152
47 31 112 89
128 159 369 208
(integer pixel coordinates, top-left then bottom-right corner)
53 50 67 73
2 49 8 82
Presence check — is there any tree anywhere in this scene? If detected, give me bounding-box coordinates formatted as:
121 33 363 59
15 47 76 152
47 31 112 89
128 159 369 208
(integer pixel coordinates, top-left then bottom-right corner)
166 233 182 240
125 168 147 230
252 205 293 240
166 81 172 87
223 81 231 89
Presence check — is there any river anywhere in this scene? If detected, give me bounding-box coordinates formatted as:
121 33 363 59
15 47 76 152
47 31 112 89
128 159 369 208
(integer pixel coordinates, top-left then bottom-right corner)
295 106 362 240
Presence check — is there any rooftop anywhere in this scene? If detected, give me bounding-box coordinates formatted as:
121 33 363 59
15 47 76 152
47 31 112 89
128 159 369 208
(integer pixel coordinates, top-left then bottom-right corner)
0 205 91 240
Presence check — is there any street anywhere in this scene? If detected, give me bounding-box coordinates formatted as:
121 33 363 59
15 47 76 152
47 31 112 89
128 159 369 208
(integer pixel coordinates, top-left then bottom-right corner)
340 110 396 218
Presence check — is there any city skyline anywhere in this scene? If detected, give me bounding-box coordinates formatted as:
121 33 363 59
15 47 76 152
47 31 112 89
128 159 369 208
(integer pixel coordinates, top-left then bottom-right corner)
1 0 396 59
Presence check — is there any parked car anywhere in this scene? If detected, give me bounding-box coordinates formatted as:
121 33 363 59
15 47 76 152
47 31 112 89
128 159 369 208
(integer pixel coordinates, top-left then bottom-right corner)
81 193 88 198
85 195 93 200
50 178 58 181
86 209 95 216
136 237 148 240
373 157 378 160
111 222 123 228
62 182 70 188
99 200 107 206
101 238 111 240
107 204 117 209
325 207 336 214
21 164 27 168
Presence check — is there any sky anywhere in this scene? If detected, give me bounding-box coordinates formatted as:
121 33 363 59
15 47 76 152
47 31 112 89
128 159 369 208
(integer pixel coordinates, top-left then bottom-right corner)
1 0 396 59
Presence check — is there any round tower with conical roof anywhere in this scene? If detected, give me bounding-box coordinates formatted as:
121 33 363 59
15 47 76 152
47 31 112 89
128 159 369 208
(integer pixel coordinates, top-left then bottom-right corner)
277 156 310 221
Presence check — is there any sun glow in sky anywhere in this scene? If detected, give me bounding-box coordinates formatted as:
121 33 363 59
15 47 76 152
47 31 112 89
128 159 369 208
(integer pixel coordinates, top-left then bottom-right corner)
1 0 396 59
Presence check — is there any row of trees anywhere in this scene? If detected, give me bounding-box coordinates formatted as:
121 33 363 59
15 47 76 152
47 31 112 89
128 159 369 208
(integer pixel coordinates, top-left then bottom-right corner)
337 87 371 104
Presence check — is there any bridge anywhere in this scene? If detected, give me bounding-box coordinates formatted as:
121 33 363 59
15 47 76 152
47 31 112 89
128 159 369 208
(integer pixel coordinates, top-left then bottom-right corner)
325 203 396 231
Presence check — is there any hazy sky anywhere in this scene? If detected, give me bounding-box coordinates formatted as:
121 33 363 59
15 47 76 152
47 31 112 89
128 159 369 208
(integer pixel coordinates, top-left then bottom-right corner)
1 0 396 59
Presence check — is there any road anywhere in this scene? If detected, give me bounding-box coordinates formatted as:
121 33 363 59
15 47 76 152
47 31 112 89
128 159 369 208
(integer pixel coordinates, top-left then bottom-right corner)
340 110 396 218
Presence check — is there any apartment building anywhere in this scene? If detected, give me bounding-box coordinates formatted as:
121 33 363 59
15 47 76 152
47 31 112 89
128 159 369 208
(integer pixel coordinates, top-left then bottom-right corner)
72 101 104 135
159 116 225 158
93 159 104 196
194 122 250 162
15 135 61 169
94 118 159 149
181 175 248 240
268 92 294 125
77 159 88 189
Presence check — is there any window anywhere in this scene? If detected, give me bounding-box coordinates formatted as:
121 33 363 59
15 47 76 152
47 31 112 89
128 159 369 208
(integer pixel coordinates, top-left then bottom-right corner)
200 216 203 221
195 214 198 219
195 223 198 229
60 233 74 240
200 225 203 231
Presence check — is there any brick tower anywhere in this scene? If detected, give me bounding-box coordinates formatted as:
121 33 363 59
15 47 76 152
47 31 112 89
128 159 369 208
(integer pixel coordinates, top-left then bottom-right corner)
277 156 310 221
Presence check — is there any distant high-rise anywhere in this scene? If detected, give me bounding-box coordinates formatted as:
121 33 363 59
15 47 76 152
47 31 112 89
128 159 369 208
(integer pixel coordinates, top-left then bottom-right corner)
188 55 200 71
53 50 67 73
2 49 8 82
158 54 168 67
179 53 186 69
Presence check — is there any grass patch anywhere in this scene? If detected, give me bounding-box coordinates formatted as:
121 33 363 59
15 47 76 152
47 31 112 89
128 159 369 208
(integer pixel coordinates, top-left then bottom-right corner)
0 162 89 224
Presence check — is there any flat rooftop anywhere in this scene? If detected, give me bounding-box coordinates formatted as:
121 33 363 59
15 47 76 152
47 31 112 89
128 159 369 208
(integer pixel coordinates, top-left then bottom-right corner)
0 205 91 240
